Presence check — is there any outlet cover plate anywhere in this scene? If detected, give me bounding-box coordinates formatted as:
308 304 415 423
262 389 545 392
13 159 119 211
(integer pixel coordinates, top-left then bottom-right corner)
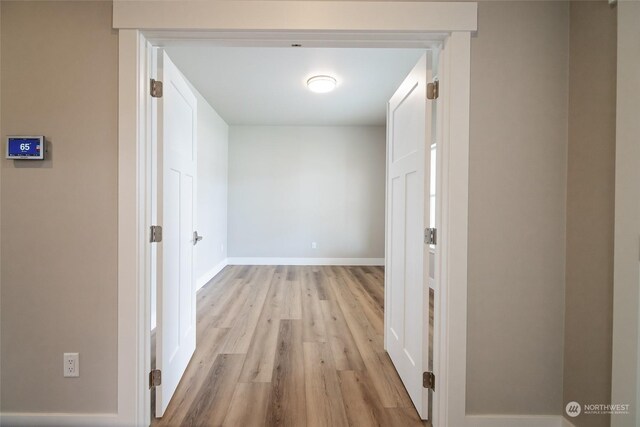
63 353 79 377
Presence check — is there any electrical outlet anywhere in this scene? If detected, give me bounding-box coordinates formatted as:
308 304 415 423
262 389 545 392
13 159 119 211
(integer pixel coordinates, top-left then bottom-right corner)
311 242 317 249
220 243 224 253
63 353 79 377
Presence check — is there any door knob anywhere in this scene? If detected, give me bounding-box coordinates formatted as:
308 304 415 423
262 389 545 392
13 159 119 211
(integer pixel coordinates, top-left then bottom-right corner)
193 231 203 245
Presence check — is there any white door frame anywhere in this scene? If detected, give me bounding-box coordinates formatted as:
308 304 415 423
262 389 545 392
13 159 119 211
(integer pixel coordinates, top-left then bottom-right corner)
612 2 640 427
115 2 474 426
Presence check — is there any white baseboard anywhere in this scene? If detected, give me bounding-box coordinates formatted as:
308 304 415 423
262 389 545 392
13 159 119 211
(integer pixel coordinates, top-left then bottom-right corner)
0 412 573 427
0 413 119 426
196 258 228 291
226 257 384 266
466 415 568 427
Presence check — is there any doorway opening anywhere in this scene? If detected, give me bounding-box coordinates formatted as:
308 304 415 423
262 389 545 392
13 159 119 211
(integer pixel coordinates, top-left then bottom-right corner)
148 44 442 426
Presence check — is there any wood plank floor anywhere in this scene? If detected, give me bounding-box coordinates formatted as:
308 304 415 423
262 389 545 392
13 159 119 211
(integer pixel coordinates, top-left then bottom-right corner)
152 265 429 427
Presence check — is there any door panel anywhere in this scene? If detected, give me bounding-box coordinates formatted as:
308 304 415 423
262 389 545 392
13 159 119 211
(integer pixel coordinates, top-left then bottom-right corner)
391 83 422 162
385 52 432 419
165 169 181 357
155 50 198 417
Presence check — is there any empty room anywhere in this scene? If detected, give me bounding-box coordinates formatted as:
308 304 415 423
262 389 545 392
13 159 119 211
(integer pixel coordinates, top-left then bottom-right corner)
147 45 435 425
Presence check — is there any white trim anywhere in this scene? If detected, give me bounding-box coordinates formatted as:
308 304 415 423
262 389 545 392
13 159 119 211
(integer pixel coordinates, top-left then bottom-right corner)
226 257 384 266
0 412 570 427
196 258 228 290
466 415 569 427
612 3 640 427
0 413 119 427
113 1 477 32
117 29 147 427
140 31 447 50
442 31 471 427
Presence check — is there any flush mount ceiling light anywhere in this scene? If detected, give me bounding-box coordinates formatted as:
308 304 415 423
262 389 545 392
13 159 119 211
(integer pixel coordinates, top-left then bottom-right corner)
306 75 337 93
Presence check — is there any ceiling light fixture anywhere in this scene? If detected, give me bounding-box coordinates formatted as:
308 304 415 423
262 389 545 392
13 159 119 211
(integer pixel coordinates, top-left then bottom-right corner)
307 75 337 93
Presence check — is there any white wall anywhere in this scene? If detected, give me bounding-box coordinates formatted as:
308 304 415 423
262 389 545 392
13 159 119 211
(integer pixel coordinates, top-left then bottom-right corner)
151 75 229 329
228 125 385 262
193 87 229 289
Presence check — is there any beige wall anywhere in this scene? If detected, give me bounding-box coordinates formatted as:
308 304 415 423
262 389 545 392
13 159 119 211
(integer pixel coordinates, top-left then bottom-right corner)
611 2 640 426
0 1 118 413
563 2 617 426
467 1 569 414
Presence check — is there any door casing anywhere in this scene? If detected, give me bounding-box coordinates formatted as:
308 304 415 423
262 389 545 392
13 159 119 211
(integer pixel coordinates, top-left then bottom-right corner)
115 3 475 426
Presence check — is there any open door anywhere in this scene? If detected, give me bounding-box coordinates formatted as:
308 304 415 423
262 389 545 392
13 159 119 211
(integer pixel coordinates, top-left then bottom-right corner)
385 52 435 420
154 50 198 417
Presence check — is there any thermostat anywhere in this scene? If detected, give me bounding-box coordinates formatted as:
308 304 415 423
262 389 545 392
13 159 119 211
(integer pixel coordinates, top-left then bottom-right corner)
6 136 45 160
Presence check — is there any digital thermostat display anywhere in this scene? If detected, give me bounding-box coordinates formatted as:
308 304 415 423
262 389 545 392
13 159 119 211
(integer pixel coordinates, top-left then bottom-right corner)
6 136 44 160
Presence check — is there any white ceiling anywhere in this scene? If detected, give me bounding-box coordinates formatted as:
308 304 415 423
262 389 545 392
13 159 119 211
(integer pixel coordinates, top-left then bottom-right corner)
164 46 425 126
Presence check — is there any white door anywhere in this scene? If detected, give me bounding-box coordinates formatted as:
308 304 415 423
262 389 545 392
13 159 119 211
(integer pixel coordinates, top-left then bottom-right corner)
385 52 434 420
155 51 198 417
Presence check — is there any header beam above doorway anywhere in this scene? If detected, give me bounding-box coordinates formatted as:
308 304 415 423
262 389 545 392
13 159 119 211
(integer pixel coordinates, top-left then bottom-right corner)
113 1 478 33
136 31 448 49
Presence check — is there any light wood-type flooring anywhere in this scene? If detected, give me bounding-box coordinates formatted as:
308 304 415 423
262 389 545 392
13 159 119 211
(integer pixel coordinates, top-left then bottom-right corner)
152 265 430 427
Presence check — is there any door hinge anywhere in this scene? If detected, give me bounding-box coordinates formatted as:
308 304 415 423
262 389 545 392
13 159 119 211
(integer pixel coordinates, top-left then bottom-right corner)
423 371 435 390
150 79 163 98
425 228 437 245
149 369 162 389
427 80 439 100
150 225 163 243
